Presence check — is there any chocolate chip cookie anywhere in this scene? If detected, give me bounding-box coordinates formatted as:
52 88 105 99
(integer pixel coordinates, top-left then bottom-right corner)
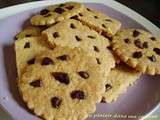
31 2 84 26
112 29 160 75
19 46 105 120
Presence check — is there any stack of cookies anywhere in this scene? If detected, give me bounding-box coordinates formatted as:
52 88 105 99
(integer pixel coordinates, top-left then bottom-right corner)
14 2 160 120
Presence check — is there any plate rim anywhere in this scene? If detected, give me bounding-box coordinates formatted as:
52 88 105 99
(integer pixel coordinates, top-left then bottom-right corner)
0 0 160 120
0 0 160 37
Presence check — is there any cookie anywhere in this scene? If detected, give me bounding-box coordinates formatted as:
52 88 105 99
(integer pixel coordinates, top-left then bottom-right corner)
102 63 141 103
19 47 105 120
15 37 50 79
15 26 44 40
30 2 84 26
71 7 121 37
42 19 115 76
112 29 160 75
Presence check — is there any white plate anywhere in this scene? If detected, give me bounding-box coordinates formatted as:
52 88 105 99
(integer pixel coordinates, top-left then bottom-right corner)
0 1 160 120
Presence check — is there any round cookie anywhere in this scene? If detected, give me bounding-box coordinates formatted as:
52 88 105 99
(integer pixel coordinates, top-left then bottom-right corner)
19 47 105 120
30 2 84 26
112 29 160 75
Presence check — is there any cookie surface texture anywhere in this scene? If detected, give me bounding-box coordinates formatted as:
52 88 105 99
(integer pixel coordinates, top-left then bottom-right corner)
19 47 105 120
112 29 160 75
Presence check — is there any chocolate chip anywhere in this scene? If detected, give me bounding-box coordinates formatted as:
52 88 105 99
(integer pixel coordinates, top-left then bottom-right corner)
30 79 42 87
75 35 82 41
134 39 143 49
52 72 70 85
70 23 76 29
56 55 67 61
153 48 160 55
24 42 30 48
70 15 78 20
148 55 156 62
102 24 107 28
53 32 60 38
86 8 91 11
70 90 85 99
133 30 141 37
40 9 50 15
124 38 131 44
107 46 112 50
87 35 96 39
93 46 99 52
27 58 35 65
65 6 74 10
78 71 89 79
143 42 148 48
100 97 106 103
105 84 112 92
54 7 65 14
25 34 32 37
94 16 98 19
132 51 142 58
105 19 112 22
51 97 61 108
96 58 101 65
150 37 156 41
79 13 83 17
41 57 54 65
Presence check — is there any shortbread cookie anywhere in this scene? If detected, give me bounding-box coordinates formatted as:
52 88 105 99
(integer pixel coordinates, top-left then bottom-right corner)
102 63 141 103
71 7 121 37
31 2 84 26
42 19 115 76
15 37 50 79
112 29 160 75
19 47 105 120
15 26 43 40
